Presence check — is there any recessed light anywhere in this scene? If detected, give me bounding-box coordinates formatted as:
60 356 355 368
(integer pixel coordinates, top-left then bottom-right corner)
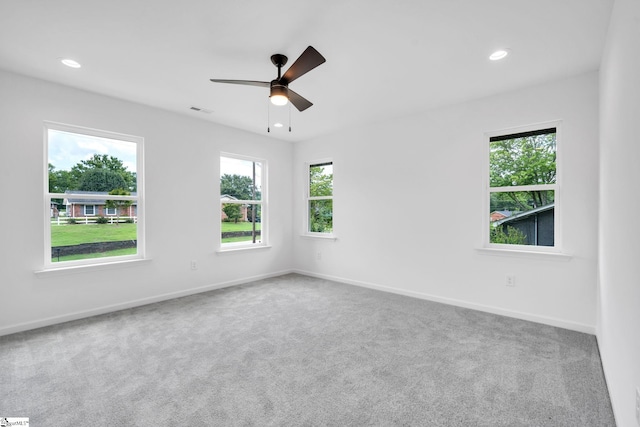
274 123 283 128
489 49 509 61
61 58 82 68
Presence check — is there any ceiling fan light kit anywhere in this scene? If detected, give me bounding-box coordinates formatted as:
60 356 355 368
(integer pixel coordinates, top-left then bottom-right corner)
269 84 289 106
210 45 326 114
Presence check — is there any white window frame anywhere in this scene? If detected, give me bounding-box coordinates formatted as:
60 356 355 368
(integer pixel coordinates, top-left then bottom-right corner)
83 205 96 216
219 152 267 251
43 121 145 269
105 206 117 216
483 121 561 254
304 159 334 238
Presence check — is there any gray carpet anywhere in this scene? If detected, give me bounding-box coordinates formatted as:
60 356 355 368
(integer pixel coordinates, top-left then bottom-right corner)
1 274 615 426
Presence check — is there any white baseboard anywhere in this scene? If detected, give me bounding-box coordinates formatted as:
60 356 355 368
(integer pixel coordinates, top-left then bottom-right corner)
293 269 596 335
0 269 293 337
2 268 595 337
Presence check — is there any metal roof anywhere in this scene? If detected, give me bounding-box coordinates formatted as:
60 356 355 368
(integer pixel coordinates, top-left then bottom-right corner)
494 203 554 226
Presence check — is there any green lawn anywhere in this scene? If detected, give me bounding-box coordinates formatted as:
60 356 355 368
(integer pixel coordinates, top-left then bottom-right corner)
221 221 261 244
51 223 136 247
221 221 261 232
51 221 259 247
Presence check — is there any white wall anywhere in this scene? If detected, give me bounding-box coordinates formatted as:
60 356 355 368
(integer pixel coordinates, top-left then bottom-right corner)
293 71 600 333
598 0 640 425
0 68 603 338
0 70 293 335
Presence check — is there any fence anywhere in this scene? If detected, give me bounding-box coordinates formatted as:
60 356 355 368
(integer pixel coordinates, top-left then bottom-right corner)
51 216 137 225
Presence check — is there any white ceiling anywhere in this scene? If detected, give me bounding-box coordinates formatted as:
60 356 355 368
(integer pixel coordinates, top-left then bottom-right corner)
0 0 613 142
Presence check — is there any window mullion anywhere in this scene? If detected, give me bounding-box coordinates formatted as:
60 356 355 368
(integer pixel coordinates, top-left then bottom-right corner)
489 184 556 193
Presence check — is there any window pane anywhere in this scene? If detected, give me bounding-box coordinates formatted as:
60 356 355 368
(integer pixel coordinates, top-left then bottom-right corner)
220 157 262 201
220 155 264 247
490 190 554 246
50 201 137 263
48 128 138 263
221 204 262 245
310 163 333 197
490 130 556 188
309 199 333 233
48 129 137 193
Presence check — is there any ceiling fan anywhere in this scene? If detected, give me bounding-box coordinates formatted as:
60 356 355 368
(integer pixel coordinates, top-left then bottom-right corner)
210 46 326 112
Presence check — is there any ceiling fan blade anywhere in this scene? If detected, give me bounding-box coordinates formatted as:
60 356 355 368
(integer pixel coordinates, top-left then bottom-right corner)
281 46 326 84
209 79 270 87
288 89 313 112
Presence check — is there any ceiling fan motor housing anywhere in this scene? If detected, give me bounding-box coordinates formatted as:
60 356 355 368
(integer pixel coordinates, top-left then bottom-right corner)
270 80 289 102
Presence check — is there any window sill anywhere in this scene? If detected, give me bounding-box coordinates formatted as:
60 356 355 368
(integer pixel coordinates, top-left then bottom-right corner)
300 234 337 241
216 244 272 254
476 247 572 261
35 258 151 278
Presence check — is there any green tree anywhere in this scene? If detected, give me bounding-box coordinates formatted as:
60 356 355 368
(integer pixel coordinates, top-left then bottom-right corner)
70 154 136 192
490 225 527 245
309 200 333 232
490 133 556 211
105 188 133 225
78 169 127 192
48 163 74 206
309 166 333 197
49 154 136 193
220 174 259 200
222 204 242 223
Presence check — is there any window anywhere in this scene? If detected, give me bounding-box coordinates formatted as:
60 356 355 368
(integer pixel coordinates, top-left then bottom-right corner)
45 122 143 267
307 161 333 234
487 126 557 248
220 154 265 249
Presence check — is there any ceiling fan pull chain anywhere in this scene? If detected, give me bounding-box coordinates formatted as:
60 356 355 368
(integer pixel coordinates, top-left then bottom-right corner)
267 100 270 133
289 103 292 132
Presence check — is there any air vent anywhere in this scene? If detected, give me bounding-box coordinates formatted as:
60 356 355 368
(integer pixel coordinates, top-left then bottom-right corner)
189 106 213 114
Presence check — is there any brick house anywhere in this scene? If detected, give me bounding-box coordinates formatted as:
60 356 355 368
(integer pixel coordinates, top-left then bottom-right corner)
64 190 137 218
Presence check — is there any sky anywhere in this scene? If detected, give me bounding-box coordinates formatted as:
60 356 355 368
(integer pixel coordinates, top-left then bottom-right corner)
48 129 137 172
220 156 262 190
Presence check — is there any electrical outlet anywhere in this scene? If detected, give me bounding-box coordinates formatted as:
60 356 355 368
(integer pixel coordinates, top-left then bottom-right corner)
316 252 322 261
190 260 197 270
636 387 640 425
506 275 516 287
